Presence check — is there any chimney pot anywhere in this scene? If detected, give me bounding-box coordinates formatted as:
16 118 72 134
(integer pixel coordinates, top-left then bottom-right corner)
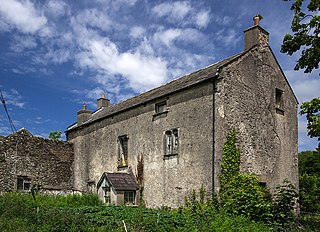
244 15 269 51
253 16 260 26
77 102 92 125
97 95 110 109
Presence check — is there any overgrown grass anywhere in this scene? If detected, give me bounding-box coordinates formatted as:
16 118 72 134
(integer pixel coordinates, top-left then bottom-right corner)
0 192 271 232
0 192 318 231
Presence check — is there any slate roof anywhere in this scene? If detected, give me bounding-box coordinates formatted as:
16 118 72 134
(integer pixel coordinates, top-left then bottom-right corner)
67 52 243 131
98 172 138 191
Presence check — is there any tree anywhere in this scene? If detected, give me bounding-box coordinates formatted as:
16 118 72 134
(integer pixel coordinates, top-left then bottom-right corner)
281 0 320 73
281 0 320 149
48 131 62 141
298 150 320 212
300 98 320 148
299 150 320 174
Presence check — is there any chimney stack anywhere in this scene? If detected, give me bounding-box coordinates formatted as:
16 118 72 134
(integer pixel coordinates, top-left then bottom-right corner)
77 103 92 125
97 95 110 109
244 15 269 51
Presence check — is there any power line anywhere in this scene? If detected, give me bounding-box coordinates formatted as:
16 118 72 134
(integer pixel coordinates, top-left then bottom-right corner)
0 89 16 133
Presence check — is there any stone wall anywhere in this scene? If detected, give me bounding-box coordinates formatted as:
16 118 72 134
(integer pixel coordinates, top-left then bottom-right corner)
68 82 214 208
0 129 74 193
214 45 298 192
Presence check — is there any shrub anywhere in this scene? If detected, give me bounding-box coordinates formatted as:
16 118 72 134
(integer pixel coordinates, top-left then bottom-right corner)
221 173 272 222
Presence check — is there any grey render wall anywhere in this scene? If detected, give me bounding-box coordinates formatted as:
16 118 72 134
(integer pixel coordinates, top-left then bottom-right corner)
68 81 214 208
214 45 298 192
0 129 74 192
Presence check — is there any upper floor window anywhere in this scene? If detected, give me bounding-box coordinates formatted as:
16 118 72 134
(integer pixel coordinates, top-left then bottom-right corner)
155 101 167 114
165 128 179 156
17 176 31 192
118 135 128 167
275 88 284 114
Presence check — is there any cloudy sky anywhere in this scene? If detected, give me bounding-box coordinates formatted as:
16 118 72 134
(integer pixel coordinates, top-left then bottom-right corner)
0 0 319 151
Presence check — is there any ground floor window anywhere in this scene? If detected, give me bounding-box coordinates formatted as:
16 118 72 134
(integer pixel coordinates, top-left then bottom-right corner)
17 176 31 191
124 191 135 205
103 187 111 204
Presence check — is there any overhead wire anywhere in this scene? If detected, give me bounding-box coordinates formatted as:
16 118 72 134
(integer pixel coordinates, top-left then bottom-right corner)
0 89 17 133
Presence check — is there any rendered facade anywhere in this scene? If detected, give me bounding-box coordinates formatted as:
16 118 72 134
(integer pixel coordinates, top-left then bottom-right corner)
64 20 298 207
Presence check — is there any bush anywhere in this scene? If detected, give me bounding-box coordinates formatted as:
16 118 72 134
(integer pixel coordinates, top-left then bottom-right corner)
221 173 272 222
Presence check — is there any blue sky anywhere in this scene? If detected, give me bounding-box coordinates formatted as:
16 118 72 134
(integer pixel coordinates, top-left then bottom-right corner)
0 0 319 151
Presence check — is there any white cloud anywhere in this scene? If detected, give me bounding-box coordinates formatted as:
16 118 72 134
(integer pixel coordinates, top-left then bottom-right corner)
152 1 192 21
195 10 210 28
153 28 204 47
216 29 241 47
77 38 168 92
10 35 37 52
285 70 320 103
1 89 25 109
71 8 113 32
130 26 146 39
212 15 232 26
154 28 182 47
45 0 69 18
152 1 211 28
95 0 138 10
0 0 47 34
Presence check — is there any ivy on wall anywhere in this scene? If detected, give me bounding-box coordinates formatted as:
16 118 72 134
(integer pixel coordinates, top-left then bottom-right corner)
220 128 240 192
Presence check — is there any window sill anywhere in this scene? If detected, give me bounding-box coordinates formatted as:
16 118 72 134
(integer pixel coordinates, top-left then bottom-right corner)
276 108 284 115
164 153 178 160
153 111 168 121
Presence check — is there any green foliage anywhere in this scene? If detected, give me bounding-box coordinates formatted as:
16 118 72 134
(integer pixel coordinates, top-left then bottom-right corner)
299 150 320 213
299 150 320 174
48 130 62 140
299 173 320 213
0 192 272 232
272 180 298 228
281 0 320 73
220 129 240 191
219 129 299 227
300 98 320 148
221 173 272 222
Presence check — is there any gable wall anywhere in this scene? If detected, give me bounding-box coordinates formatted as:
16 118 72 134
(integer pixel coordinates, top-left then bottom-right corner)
214 46 298 191
68 81 214 207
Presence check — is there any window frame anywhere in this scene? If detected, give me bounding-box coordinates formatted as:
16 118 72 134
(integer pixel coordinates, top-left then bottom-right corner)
118 135 129 167
155 101 167 114
17 176 31 192
275 88 284 114
124 191 135 205
164 128 179 156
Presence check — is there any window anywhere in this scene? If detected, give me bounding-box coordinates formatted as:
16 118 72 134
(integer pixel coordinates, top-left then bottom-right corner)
124 191 135 205
118 135 128 167
275 88 283 110
155 101 167 114
165 129 179 156
104 187 111 204
17 176 31 191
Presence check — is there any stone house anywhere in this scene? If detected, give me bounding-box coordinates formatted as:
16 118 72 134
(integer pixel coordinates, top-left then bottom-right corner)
66 19 298 207
0 128 74 194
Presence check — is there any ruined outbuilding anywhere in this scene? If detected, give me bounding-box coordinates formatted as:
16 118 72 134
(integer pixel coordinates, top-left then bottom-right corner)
66 19 299 207
0 128 74 194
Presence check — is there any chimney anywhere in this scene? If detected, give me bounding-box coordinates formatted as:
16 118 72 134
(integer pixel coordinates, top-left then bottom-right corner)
97 95 110 109
244 15 269 51
77 103 92 125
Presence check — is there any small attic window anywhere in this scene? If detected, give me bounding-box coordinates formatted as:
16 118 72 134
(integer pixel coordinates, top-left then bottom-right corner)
275 88 284 114
155 101 167 114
